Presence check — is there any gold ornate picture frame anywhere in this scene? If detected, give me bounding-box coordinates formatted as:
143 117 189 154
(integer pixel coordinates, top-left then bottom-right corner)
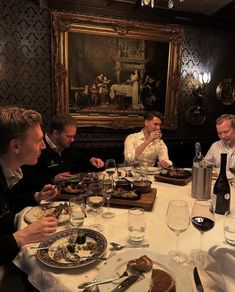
52 12 183 129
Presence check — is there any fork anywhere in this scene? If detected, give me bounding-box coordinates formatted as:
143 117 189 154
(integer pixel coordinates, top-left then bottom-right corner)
78 251 116 290
78 267 141 290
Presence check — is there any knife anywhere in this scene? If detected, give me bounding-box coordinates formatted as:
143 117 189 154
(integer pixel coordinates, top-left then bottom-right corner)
193 267 204 292
111 274 141 292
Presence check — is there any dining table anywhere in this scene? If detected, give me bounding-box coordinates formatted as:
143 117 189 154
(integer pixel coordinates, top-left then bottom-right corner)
13 171 235 292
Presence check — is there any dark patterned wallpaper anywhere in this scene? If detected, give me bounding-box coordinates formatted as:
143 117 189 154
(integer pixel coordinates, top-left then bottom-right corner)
0 0 52 128
0 0 235 141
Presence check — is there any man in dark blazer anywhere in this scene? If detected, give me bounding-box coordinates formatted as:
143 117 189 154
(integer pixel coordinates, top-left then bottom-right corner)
21 113 104 191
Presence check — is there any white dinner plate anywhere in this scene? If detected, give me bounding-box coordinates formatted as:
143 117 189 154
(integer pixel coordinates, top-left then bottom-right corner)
136 167 161 175
24 202 69 224
98 249 192 292
37 228 107 269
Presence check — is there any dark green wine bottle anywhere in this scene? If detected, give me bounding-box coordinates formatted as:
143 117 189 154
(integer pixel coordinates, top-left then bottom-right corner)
212 153 230 215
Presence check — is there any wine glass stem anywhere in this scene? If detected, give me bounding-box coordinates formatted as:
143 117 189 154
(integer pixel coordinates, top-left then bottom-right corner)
200 232 204 251
107 199 110 213
176 234 180 256
94 210 97 225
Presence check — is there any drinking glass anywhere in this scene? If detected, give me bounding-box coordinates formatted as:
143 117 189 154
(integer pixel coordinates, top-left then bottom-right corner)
69 197 85 228
224 209 235 246
105 159 117 179
102 179 115 218
128 208 146 243
86 182 105 232
228 154 235 186
191 200 215 266
166 200 190 263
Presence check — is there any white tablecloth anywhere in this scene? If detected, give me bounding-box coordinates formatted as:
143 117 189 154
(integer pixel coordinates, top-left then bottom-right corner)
14 178 235 292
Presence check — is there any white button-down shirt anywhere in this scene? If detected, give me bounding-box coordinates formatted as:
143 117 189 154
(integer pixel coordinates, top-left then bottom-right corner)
204 140 235 169
124 129 172 166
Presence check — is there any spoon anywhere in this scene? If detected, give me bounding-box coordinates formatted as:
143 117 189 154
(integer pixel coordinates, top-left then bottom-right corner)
110 242 150 250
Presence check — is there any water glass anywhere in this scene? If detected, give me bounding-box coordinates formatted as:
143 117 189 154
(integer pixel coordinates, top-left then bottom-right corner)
224 209 235 246
69 197 85 227
128 208 146 243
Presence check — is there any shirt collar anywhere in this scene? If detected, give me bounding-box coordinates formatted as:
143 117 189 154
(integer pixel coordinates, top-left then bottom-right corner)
0 158 23 188
45 133 63 155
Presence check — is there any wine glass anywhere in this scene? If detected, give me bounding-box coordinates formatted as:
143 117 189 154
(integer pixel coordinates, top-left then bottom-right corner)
228 154 235 186
191 200 215 267
105 159 117 179
166 200 190 263
86 182 105 232
102 179 115 218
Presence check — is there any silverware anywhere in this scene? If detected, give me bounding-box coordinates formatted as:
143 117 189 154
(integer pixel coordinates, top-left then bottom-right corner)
111 274 143 292
193 267 204 292
78 251 117 290
110 242 150 250
78 275 123 290
53 202 66 218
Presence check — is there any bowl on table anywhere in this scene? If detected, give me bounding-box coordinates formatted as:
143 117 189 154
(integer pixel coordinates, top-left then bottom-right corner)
115 179 132 191
132 179 152 194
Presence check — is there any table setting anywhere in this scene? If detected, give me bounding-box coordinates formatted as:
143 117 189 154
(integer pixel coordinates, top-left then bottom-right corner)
13 161 235 292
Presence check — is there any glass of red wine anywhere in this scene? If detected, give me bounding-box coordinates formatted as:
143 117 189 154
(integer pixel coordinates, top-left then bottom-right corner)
191 200 215 267
228 155 235 186
166 200 190 263
105 159 117 179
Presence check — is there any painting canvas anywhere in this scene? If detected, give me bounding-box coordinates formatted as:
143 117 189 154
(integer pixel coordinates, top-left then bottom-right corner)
52 12 183 129
68 32 169 115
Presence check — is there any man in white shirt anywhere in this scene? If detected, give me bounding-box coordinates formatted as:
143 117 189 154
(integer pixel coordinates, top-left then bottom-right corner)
205 114 235 169
124 111 172 167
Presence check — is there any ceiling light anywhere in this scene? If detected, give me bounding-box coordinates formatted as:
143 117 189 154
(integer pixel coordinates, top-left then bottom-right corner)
141 0 185 9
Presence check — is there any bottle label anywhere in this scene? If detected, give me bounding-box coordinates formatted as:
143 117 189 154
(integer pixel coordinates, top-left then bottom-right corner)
224 193 230 200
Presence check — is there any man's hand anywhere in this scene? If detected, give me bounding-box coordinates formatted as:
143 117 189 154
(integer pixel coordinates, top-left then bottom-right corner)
14 216 58 247
54 172 72 182
90 157 104 168
35 184 58 202
147 130 162 143
157 160 171 168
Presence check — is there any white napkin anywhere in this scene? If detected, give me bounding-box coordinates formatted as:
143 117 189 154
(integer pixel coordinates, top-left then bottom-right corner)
204 244 235 292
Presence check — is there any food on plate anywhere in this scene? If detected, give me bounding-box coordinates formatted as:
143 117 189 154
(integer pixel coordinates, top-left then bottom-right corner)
76 231 86 244
51 236 97 263
33 204 69 219
112 190 139 199
148 269 176 292
63 185 85 194
160 168 191 179
126 255 175 291
127 255 153 272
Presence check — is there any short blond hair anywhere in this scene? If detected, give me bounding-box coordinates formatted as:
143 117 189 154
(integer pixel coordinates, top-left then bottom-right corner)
216 114 235 128
0 106 42 154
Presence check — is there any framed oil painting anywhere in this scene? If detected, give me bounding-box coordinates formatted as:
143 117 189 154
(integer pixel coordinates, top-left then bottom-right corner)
52 12 183 129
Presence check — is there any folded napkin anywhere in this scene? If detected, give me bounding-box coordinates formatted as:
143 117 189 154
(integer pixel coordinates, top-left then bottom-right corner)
204 244 235 292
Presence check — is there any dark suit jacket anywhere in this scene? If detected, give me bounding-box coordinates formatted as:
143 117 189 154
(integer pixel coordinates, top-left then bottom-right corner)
0 166 20 265
21 139 96 191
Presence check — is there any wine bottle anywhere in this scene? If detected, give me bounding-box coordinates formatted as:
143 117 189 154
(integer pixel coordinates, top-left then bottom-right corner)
212 153 230 215
193 142 204 167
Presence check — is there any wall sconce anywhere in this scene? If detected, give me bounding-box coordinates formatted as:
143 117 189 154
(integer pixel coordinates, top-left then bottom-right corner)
194 71 211 99
199 72 211 86
185 71 211 126
141 0 185 9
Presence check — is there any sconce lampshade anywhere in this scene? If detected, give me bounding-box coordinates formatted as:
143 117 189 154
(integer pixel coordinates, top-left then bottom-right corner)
199 72 211 84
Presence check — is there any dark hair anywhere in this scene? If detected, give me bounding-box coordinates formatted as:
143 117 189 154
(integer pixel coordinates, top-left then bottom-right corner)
49 113 77 133
144 111 164 121
0 107 42 154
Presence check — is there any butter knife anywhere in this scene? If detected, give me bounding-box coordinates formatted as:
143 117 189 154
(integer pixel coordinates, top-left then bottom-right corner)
193 267 204 292
111 274 140 292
